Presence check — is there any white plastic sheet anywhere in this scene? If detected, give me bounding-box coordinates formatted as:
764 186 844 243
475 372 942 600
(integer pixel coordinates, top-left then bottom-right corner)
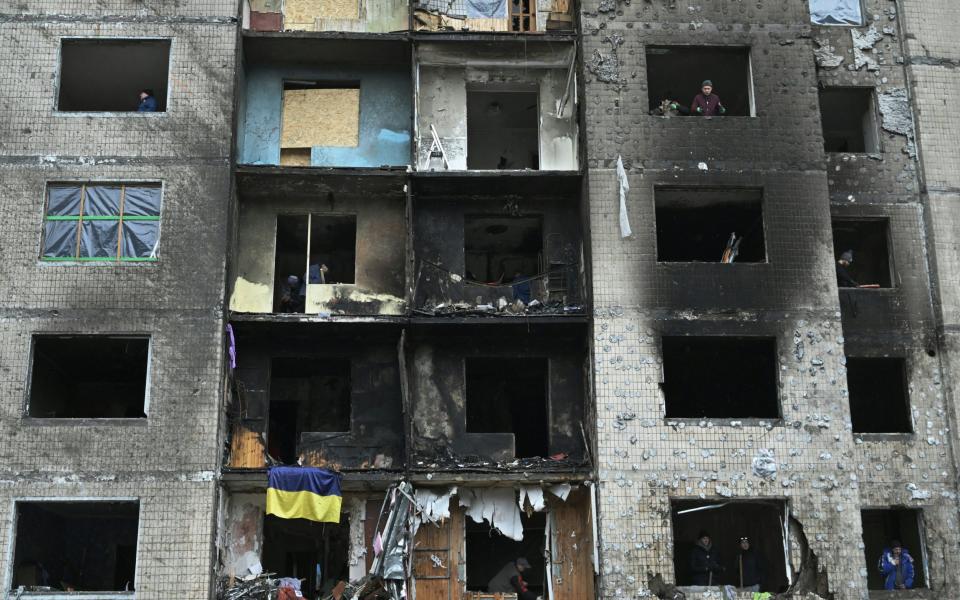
809 0 863 25
616 155 632 238
465 0 507 18
459 488 524 541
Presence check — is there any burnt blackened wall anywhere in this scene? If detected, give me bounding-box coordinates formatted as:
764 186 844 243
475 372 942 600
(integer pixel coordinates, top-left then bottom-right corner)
408 329 588 464
231 325 405 470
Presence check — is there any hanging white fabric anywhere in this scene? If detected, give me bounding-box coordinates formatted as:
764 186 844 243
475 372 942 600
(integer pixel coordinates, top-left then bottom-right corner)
616 155 632 238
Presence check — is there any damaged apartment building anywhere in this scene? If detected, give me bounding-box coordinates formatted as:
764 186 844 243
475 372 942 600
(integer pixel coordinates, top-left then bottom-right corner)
1 0 960 600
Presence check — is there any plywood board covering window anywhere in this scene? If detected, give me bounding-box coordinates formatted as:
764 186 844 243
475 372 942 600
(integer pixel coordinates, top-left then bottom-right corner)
286 0 360 27
281 88 360 149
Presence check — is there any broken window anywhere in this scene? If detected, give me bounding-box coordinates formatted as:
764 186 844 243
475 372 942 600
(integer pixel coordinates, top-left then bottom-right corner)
274 215 357 312
12 501 139 591
28 336 149 419
280 81 360 166
262 513 350 598
466 512 545 594
268 358 351 464
42 183 162 262
809 0 863 25
655 187 766 263
662 336 779 419
466 357 549 458
861 508 927 590
646 46 754 117
464 215 543 291
847 357 911 433
671 500 789 590
510 0 536 32
58 39 169 112
819 87 879 152
467 86 540 170
832 219 893 288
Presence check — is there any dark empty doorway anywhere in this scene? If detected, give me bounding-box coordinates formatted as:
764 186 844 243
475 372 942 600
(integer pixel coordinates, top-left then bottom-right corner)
656 187 766 262
847 357 911 433
268 357 352 464
467 88 540 169
262 514 350 598
832 219 893 288
819 87 879 153
466 357 549 458
662 336 779 418
646 46 754 116
861 508 926 590
466 512 546 593
58 39 170 112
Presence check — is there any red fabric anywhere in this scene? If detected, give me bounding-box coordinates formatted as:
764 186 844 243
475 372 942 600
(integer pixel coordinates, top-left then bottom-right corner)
278 588 301 600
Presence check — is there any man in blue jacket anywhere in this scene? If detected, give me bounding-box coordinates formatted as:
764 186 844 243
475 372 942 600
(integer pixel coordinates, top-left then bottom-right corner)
879 540 915 590
137 89 158 112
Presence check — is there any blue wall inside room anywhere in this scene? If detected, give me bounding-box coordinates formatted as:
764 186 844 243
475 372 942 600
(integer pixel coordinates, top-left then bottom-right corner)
240 63 411 167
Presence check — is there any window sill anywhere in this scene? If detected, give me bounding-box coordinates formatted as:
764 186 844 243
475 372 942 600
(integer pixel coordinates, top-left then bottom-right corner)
854 432 915 442
53 111 167 117
10 592 135 599
665 418 783 428
22 417 148 427
838 286 897 292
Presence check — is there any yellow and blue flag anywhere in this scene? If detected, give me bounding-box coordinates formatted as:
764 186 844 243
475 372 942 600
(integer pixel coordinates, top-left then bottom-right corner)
266 466 342 523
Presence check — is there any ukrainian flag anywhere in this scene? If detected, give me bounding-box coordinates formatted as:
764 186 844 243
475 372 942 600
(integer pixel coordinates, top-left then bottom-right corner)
266 466 342 523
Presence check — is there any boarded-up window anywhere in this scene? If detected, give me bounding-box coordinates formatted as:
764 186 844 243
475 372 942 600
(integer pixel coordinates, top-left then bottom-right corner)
281 83 361 162
285 0 360 29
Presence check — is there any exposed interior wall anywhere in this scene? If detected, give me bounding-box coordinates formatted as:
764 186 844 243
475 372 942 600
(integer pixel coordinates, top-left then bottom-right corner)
407 331 586 463
240 62 411 167
245 0 408 33
229 190 406 316
416 44 578 171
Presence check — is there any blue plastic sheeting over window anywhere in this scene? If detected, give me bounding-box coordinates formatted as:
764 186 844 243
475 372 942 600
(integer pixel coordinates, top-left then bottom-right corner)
810 0 863 25
41 184 162 262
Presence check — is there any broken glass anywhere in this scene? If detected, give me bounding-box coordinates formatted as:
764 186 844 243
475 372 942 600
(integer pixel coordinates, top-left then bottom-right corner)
810 0 863 25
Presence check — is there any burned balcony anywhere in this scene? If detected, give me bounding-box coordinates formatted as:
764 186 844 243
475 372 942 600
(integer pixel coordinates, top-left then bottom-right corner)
225 325 404 470
243 0 408 33
656 187 766 263
413 198 584 317
415 0 575 33
416 42 578 171
408 330 588 469
238 43 411 168
229 172 406 317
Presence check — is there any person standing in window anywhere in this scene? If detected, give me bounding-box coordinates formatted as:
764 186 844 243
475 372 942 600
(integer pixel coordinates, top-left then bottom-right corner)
691 80 726 116
137 89 158 112
879 540 915 590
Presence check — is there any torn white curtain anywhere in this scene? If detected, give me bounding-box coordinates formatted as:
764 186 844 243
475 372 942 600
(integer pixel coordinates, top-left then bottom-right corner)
616 155 632 238
465 0 508 18
518 485 546 512
546 483 571 502
414 486 456 527
459 488 524 541
809 0 862 25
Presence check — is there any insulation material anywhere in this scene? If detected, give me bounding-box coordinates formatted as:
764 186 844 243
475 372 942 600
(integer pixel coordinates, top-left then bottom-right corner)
616 155 632 238
229 277 272 313
809 0 862 25
415 486 457 526
547 483 572 501
459 488 524 541
519 485 546 512
281 88 360 149
285 0 359 29
347 497 368 579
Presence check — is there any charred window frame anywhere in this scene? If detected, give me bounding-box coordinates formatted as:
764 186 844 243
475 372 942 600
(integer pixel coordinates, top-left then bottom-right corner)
654 187 767 263
645 46 756 117
273 214 358 313
56 38 171 113
26 335 151 420
809 0 865 26
832 218 895 289
661 336 781 419
819 87 880 153
466 83 541 170
860 508 929 590
10 500 140 593
41 183 162 263
847 356 912 434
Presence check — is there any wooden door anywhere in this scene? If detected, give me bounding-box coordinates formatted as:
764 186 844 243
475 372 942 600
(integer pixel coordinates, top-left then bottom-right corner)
412 506 464 600
550 489 596 600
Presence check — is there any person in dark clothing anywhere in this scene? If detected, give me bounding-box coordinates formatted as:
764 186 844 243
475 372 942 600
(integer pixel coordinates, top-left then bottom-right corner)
690 530 724 586
488 557 537 600
137 89 158 112
736 536 764 592
836 249 859 287
278 274 304 313
691 80 726 116
879 540 915 590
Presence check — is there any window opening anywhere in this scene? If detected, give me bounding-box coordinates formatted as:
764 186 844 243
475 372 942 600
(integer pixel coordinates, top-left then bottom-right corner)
662 336 779 419
646 46 754 117
466 357 549 458
467 87 539 170
274 215 357 313
280 81 360 166
847 357 911 433
832 219 892 288
819 87 879 152
464 216 543 292
58 39 169 112
42 184 161 262
466 512 545 594
12 501 139 591
809 0 863 25
671 500 788 590
510 0 536 32
655 187 765 263
268 357 351 464
262 513 350 598
861 509 926 590
28 336 149 419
